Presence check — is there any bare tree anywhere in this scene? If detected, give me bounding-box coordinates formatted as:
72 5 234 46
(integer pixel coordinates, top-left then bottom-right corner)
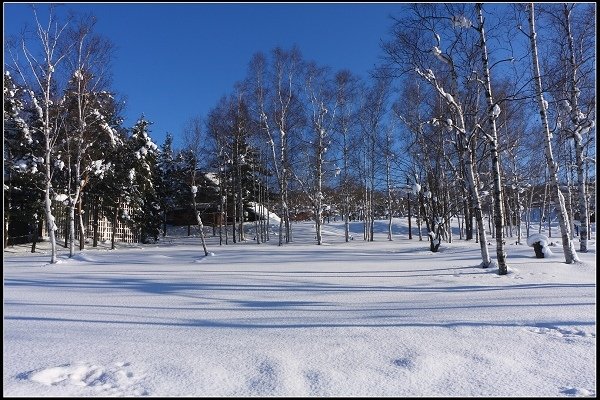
475 3 508 274
357 75 390 242
526 3 578 263
554 4 595 252
8 5 74 263
248 47 303 245
292 61 337 245
382 4 492 265
183 116 209 256
333 70 361 242
62 14 116 256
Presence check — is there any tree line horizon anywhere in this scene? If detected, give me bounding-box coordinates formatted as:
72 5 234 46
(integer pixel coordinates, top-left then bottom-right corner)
4 3 596 274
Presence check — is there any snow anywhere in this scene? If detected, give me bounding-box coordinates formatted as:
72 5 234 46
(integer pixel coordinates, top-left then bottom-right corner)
526 233 554 256
205 172 220 186
3 218 596 397
54 194 69 202
452 15 472 28
493 104 501 118
526 233 550 247
30 92 44 119
15 160 28 171
248 201 281 224
432 46 451 65
411 182 421 195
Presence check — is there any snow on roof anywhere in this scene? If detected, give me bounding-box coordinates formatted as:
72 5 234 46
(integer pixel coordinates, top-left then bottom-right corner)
248 201 281 223
205 172 220 186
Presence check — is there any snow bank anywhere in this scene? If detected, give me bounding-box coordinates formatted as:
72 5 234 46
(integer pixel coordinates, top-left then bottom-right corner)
3 219 596 397
248 201 281 224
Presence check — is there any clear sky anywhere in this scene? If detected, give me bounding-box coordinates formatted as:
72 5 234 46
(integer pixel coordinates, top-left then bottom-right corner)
4 2 405 150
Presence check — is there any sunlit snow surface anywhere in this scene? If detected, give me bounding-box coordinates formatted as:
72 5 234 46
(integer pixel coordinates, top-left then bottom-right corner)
3 219 596 397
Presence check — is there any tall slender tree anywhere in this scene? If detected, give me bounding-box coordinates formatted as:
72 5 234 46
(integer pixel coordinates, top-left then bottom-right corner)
8 5 74 263
475 3 508 274
526 3 578 263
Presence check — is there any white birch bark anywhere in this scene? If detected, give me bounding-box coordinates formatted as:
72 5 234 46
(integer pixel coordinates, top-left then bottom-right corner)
415 68 491 267
13 9 73 264
563 4 591 252
527 3 579 263
476 3 508 274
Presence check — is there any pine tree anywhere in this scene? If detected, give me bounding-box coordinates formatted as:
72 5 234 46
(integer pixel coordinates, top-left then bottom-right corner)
156 133 178 237
126 117 161 243
83 92 126 247
4 71 45 250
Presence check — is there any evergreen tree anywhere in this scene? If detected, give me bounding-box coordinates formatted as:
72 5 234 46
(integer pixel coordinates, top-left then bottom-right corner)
82 91 126 247
156 133 178 236
126 117 161 243
4 71 45 250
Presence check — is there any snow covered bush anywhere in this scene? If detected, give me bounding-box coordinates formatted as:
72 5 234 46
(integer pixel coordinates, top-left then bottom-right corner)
526 233 552 258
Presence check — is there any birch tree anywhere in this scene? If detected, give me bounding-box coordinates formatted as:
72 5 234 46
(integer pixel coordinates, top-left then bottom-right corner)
247 48 303 245
382 4 492 266
293 61 337 245
333 70 360 242
526 3 579 263
357 75 390 242
8 5 74 263
475 3 508 274
62 15 116 256
552 3 595 252
182 116 209 256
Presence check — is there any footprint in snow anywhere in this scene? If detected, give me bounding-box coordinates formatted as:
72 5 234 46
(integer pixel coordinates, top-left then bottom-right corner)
19 361 148 396
560 386 595 397
247 360 279 395
305 370 327 396
392 357 414 369
526 326 595 339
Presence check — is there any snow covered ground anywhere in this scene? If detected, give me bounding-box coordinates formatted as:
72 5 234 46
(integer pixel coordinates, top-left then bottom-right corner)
3 218 596 397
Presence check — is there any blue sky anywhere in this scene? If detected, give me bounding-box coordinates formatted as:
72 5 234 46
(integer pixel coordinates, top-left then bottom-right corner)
4 3 404 150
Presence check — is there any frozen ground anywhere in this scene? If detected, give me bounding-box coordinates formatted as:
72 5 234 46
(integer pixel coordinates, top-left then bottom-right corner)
3 218 596 397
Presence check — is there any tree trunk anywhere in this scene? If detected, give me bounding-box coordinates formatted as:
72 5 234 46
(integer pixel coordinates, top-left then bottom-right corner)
192 175 209 256
31 218 41 253
528 3 578 263
78 196 85 250
564 4 589 252
232 193 237 244
194 209 209 256
69 203 76 257
407 191 412 239
516 186 522 245
4 195 9 249
93 197 99 247
111 206 118 250
278 191 285 246
540 179 548 234
477 3 510 273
